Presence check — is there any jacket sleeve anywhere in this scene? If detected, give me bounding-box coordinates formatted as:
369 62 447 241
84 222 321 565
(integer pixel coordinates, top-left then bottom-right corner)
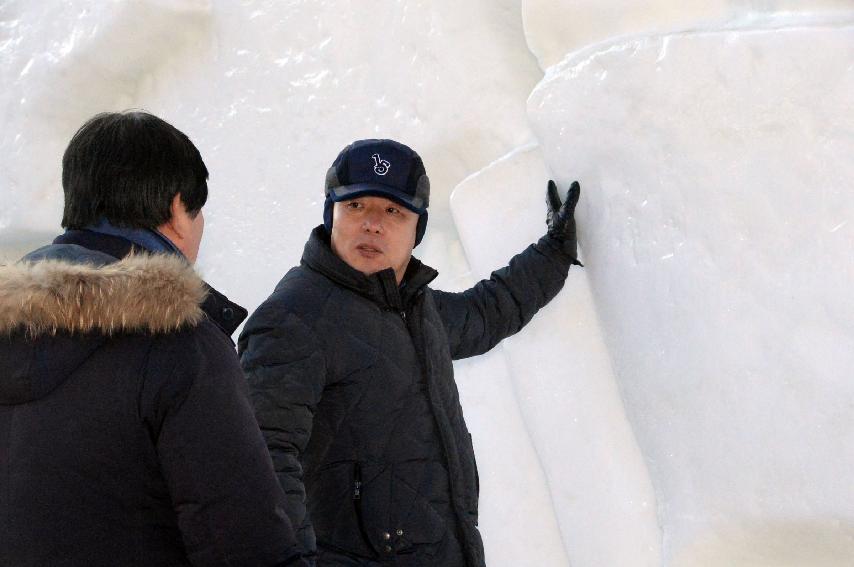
237 306 327 561
432 235 575 360
143 322 311 567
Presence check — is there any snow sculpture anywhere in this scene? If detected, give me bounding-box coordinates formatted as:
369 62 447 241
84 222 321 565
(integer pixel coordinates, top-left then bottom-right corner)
526 19 854 567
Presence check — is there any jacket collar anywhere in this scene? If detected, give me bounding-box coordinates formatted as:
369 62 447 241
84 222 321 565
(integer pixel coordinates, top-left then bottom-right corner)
2 247 204 337
82 218 181 256
8 230 247 337
301 225 438 311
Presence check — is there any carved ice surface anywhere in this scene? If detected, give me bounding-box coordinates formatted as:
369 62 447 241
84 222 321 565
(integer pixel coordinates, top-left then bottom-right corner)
528 19 854 567
2 1 854 565
0 1 563 565
451 144 662 566
522 0 854 69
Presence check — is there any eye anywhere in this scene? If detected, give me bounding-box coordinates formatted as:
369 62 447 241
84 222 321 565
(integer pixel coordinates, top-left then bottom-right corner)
346 201 363 209
386 206 400 215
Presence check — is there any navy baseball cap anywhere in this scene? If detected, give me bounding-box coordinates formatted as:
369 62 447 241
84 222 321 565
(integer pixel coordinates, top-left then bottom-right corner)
324 139 430 214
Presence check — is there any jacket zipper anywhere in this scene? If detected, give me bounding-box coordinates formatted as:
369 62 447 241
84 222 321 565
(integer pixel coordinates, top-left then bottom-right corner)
353 462 381 556
353 463 362 500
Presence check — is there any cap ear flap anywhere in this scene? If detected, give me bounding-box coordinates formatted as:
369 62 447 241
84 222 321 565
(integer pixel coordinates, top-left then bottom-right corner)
415 174 430 209
325 166 340 198
414 211 428 247
323 196 334 234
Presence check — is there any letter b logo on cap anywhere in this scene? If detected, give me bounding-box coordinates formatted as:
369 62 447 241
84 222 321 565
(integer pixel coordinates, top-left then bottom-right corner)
372 153 390 176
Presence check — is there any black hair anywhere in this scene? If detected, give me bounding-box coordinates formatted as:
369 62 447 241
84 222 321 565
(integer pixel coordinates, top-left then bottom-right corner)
61 111 209 229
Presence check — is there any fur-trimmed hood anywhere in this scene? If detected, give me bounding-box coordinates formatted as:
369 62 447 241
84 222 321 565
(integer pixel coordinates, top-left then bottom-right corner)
0 253 207 336
0 250 208 405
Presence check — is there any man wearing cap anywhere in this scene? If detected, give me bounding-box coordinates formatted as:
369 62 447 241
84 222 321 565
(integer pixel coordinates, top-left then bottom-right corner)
239 139 582 567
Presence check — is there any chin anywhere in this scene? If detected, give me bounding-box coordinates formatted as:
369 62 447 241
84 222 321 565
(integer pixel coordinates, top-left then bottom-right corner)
347 258 380 275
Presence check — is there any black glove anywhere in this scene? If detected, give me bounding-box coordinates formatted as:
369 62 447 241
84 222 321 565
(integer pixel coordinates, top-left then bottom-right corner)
546 179 583 266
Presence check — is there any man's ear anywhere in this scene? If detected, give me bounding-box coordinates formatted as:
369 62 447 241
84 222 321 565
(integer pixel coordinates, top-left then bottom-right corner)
164 193 190 238
157 193 189 246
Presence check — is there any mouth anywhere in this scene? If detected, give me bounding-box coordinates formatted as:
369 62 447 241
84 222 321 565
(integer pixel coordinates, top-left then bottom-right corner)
356 244 383 258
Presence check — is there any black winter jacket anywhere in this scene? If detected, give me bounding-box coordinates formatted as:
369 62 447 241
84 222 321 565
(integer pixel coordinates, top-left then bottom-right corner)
0 231 308 567
238 227 574 567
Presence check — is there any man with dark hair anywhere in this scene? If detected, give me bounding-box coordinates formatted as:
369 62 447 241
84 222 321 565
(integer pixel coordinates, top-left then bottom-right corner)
0 111 309 567
60 111 210 233
239 139 582 566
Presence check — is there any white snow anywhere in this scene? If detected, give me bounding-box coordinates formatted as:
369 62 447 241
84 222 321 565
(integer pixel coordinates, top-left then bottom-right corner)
527 17 854 567
522 0 854 70
2 1 854 566
451 144 661 566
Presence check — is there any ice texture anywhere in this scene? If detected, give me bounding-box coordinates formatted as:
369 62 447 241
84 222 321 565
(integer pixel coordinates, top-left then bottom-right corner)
2 1 854 565
0 1 564 565
528 20 854 566
0 0 212 257
522 0 854 69
451 144 661 566
0 0 542 300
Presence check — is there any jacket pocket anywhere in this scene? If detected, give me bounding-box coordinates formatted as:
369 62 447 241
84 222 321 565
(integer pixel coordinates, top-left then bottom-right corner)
312 461 450 555
385 462 448 548
355 461 449 554
307 461 376 557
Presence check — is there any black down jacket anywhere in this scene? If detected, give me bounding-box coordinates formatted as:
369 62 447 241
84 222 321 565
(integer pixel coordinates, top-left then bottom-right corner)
238 226 575 567
0 231 308 567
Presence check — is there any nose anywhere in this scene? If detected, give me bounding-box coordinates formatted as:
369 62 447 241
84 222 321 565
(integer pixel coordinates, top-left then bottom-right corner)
361 209 384 234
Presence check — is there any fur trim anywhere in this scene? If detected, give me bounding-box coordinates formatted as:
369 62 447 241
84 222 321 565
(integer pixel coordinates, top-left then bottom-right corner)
0 253 207 335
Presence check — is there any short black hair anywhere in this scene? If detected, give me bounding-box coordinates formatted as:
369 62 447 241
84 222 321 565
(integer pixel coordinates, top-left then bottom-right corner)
61 111 209 229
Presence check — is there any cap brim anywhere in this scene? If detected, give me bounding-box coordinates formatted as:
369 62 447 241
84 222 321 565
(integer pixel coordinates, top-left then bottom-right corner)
328 183 427 214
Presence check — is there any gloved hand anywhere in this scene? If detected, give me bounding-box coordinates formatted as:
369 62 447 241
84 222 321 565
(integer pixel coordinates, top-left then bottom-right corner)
546 179 584 266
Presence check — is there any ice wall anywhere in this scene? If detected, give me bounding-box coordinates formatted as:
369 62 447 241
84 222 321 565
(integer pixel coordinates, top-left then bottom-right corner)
527 16 854 567
522 0 854 69
0 1 568 565
3 1 854 566
0 1 211 257
452 144 661 566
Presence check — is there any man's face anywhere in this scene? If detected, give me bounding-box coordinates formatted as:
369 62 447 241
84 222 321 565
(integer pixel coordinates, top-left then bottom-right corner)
330 195 418 283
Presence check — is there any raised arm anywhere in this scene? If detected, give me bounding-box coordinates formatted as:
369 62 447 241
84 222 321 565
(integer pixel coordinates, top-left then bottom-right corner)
434 180 583 360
